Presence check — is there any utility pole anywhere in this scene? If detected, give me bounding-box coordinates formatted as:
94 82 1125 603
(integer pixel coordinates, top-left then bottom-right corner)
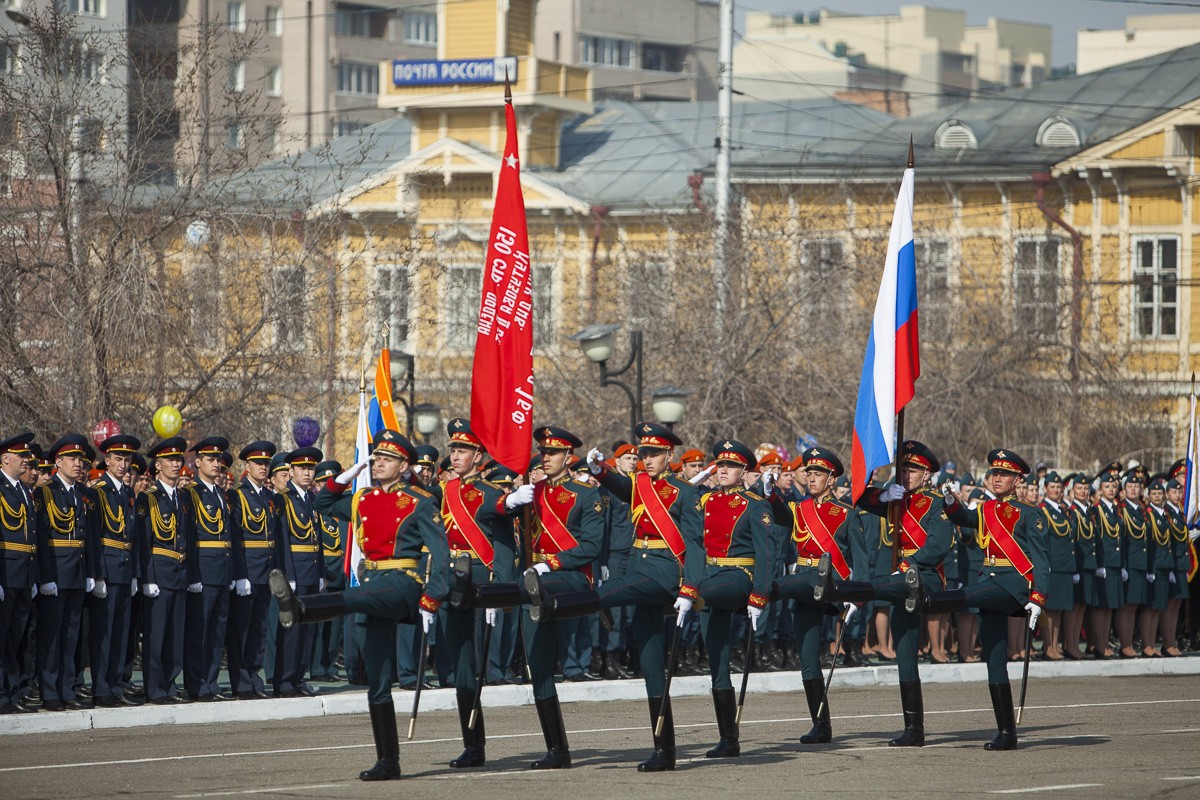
714 0 733 321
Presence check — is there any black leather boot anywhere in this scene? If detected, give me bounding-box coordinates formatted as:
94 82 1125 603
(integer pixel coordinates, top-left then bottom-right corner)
530 696 572 769
359 701 401 780
831 580 876 604
638 696 676 771
984 683 1018 751
270 569 348 628
843 640 865 668
903 568 924 613
449 554 475 610
705 688 741 758
799 678 832 744
923 588 967 615
449 690 486 767
888 680 925 747
474 582 521 608
814 553 836 602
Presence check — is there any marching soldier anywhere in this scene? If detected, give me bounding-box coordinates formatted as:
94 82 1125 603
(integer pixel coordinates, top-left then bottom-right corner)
136 437 199 705
0 433 37 714
272 447 324 698
310 460 345 682
184 437 234 702
89 434 142 707
675 439 774 758
770 446 861 745
225 441 278 700
438 418 523 768
919 449 1049 750
1038 472 1075 660
816 440 954 747
1089 469 1125 658
272 429 448 782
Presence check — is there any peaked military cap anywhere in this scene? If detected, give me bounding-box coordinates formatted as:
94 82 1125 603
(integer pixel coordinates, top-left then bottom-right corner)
439 455 451 473
414 445 439 467
534 426 582 451
447 418 483 448
1147 476 1167 492
0 432 35 457
899 440 940 474
191 436 229 456
986 448 1029 476
712 439 757 470
147 437 187 461
314 460 342 481
1169 458 1186 481
130 453 148 474
287 447 323 467
635 421 682 449
239 441 277 463
100 434 141 455
487 465 518 485
372 429 416 463
569 454 591 474
218 451 233 469
1122 465 1149 485
49 433 93 461
527 453 543 471
802 446 844 477
269 452 291 474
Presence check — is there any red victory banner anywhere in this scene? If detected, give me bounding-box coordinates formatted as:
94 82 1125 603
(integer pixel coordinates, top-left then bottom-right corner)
470 78 534 474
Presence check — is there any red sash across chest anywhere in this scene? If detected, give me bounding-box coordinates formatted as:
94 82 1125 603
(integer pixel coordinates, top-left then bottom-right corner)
703 491 748 558
443 478 495 568
795 499 850 579
632 471 686 563
901 494 931 550
980 500 1034 576
534 481 580 556
356 487 417 561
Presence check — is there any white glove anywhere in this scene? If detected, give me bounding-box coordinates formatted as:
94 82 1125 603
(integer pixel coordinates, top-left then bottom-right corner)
1169 572 1177 584
1147 572 1156 584
1071 573 1080 584
505 484 535 510
40 582 58 597
600 565 610 582
319 578 327 591
334 456 372 486
1095 567 1107 579
485 608 498 627
673 596 693 626
419 608 435 634
86 578 96 593
1190 529 1200 542
944 480 960 496
528 562 551 576
761 471 775 497
747 605 762 631
92 579 107 599
689 465 716 485
130 578 138 596
188 582 203 594
1024 601 1042 631
882 484 906 502
143 582 160 598
1120 568 1129 582
289 580 296 591
586 448 605 475
843 602 857 622
235 578 251 596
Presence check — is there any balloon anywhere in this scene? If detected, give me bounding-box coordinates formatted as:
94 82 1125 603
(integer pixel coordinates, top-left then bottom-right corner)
91 419 121 448
185 220 211 248
292 416 320 448
153 405 183 438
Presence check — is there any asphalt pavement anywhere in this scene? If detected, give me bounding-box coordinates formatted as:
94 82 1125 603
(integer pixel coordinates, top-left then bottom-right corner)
2 675 1197 799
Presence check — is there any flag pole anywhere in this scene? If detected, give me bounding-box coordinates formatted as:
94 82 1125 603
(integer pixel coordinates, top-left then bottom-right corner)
890 137 915 571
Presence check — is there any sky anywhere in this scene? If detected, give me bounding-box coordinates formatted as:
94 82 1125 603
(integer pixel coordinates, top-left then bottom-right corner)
739 1 1193 66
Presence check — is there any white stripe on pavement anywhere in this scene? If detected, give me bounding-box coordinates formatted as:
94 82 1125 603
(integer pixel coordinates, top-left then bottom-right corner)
988 785 1103 794
1162 776 1200 781
175 784 342 798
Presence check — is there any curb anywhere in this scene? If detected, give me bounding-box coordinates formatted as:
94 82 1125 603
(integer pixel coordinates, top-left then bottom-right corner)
3 657 1196 736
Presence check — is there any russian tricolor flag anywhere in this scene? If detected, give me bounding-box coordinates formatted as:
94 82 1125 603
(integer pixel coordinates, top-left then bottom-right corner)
850 166 920 503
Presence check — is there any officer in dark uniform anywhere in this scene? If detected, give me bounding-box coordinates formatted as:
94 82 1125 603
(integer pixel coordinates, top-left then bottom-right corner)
136 437 198 704
437 418 522 768
1062 473 1093 660
310 460 345 682
272 446 324 697
675 439 774 759
88 434 142 707
769 446 862 745
918 449 1049 750
34 434 99 710
1089 469 1125 658
1142 476 1173 657
184 437 234 701
478 426 602 770
0 433 38 714
273 429 448 782
1162 477 1190 656
226 441 277 699
817 440 953 747
1116 466 1149 658
1038 471 1075 660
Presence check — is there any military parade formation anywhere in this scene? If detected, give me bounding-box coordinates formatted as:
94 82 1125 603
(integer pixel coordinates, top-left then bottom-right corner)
2 423 1199 779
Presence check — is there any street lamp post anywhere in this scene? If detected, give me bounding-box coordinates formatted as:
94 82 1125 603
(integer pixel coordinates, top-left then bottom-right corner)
651 386 691 433
571 323 643 443
411 403 442 441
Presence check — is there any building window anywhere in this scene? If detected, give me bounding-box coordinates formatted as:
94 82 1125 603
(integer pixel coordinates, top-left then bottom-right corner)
69 0 104 16
917 240 951 339
628 260 670 326
0 42 16 75
642 43 684 73
336 62 379 95
228 1 246 32
264 64 281 96
798 239 846 325
1013 238 1059 339
273 265 306 348
228 59 245 92
376 264 411 344
334 117 368 137
265 5 282 35
444 259 482 351
334 3 386 38
403 11 436 45
582 36 634 67
1132 236 1179 339
227 121 243 149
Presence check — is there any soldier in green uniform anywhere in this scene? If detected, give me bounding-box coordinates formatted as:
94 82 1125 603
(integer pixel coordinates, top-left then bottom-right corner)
815 440 953 747
1063 473 1094 660
310 460 345 682
917 449 1049 750
1116 467 1150 658
674 439 774 759
768 446 861 745
1142 476 1173 657
1038 472 1075 660
270 429 448 781
1161 476 1190 656
1089 469 1125 658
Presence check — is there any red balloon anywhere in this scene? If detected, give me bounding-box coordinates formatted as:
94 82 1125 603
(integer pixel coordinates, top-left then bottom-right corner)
91 419 121 448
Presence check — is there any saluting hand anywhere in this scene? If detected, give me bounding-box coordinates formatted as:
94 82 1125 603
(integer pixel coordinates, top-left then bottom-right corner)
335 456 372 486
586 448 605 475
